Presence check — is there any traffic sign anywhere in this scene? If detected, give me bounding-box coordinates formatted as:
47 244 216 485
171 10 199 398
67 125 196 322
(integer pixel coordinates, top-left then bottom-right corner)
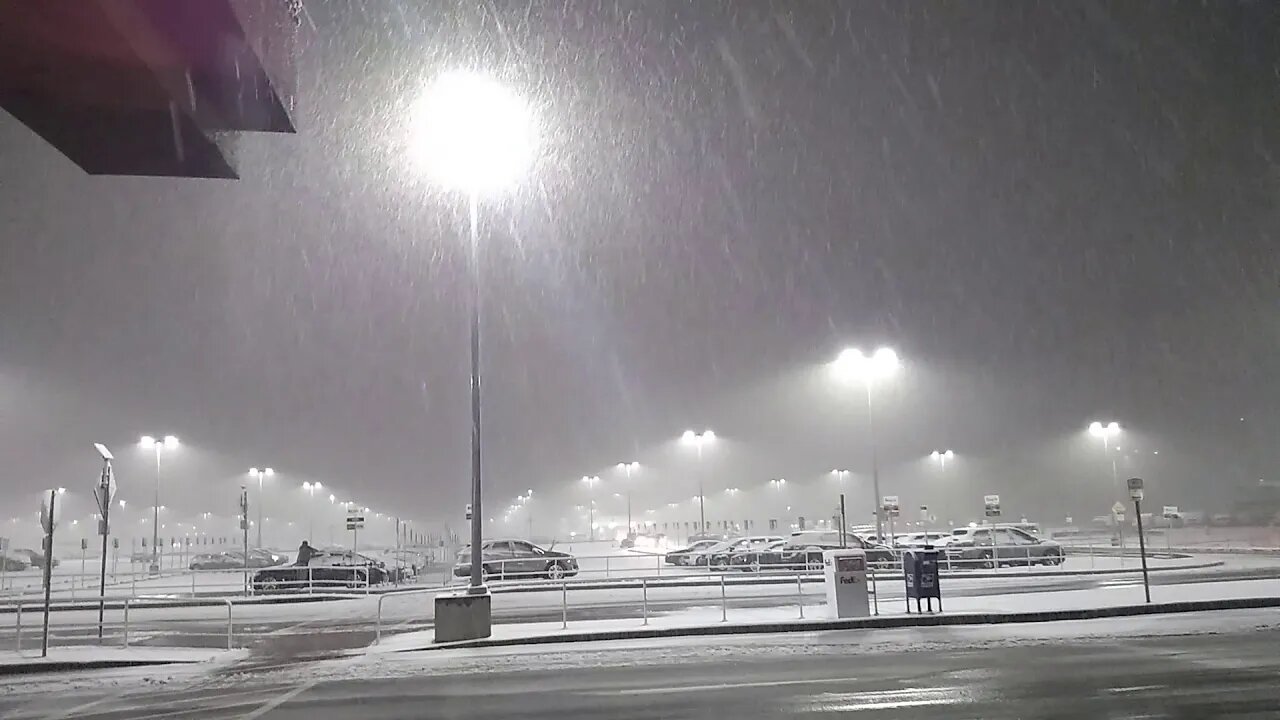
984 494 1001 518
881 496 900 517
465 503 473 521
1111 501 1126 515
39 490 62 533
1126 477 1144 501
1162 505 1179 519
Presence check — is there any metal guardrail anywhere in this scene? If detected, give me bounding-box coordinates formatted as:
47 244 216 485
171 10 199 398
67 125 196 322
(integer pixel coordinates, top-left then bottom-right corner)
4 596 238 651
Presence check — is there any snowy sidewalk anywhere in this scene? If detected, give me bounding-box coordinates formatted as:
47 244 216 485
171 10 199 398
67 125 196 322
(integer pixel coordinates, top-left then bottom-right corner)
0 646 246 675
372 576 1280 653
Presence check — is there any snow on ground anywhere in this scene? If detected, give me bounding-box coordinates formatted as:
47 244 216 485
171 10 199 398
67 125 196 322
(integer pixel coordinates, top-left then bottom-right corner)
372 575 1280 653
0 646 243 666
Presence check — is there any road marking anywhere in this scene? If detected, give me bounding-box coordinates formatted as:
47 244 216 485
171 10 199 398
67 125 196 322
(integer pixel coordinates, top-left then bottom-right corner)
238 679 317 719
26 692 123 720
588 676 853 696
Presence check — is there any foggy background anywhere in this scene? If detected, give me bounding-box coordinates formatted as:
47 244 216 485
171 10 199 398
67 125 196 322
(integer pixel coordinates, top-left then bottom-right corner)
1 1 1277 545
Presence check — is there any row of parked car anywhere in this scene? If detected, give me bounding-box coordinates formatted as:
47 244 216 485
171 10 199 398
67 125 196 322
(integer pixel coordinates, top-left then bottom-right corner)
251 548 420 591
664 525 1064 571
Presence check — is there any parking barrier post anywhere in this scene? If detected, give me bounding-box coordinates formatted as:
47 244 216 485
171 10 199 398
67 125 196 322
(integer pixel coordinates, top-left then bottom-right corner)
122 599 129 647
720 575 727 622
14 602 21 651
642 578 648 626
225 599 234 649
796 575 804 619
561 581 568 629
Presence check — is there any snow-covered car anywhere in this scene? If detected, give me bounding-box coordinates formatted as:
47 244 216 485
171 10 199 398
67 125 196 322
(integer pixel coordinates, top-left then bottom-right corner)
704 535 787 570
896 532 950 547
0 554 28 572
252 550 390 592
664 539 720 566
10 548 57 570
944 526 1063 568
189 552 242 570
452 540 578 581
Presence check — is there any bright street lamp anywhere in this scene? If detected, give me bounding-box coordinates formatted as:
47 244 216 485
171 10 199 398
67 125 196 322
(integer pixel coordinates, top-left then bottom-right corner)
581 476 600 540
139 434 179 572
413 70 537 597
302 481 323 543
930 449 955 468
248 468 275 549
681 430 716 533
830 346 900 541
615 462 639 533
769 478 787 489
1088 421 1122 498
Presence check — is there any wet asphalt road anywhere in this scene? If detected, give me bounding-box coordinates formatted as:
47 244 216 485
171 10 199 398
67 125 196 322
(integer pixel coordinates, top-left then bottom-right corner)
3 610 1278 719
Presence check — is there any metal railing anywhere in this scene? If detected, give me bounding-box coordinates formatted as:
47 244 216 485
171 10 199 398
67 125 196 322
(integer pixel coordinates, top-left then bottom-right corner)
3 596 238 652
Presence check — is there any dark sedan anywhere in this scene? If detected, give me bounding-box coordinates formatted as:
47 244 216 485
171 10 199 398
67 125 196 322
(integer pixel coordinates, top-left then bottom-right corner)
452 540 579 581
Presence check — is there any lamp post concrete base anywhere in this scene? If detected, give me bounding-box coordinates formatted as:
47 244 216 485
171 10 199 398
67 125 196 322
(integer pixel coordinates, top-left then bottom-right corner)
434 590 492 642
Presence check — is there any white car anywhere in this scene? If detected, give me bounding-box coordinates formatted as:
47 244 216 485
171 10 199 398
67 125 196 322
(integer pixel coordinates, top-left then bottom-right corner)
896 531 950 547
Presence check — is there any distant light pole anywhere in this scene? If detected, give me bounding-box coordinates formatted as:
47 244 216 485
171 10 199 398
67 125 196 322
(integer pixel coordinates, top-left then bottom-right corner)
248 468 274 548
302 481 323 543
681 430 716 534
769 477 787 490
1088 421 1122 496
615 462 639 533
831 468 851 488
831 346 901 542
581 476 600 540
929 449 954 469
139 435 179 572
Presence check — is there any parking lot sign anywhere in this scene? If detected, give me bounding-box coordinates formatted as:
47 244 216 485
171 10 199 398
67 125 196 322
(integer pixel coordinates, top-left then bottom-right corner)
984 495 1001 517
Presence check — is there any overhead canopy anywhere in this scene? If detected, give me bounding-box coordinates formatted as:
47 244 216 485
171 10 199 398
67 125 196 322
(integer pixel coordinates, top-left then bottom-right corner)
0 0 297 178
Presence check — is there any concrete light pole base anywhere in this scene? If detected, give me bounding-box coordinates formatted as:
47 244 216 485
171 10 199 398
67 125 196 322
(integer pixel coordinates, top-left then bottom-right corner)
434 591 492 642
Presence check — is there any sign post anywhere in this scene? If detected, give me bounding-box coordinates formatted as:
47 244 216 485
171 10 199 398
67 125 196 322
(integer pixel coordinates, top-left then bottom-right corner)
1111 500 1127 555
93 442 116 642
1128 477 1151 603
0 536 8 592
1162 505 1179 552
239 486 250 595
984 494 1001 519
346 509 365 556
881 496 900 547
38 489 61 658
838 495 848 548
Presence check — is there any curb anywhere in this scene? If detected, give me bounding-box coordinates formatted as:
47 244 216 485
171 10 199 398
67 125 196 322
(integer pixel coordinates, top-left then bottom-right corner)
402 596 1280 652
0 658 200 676
0 593 355 615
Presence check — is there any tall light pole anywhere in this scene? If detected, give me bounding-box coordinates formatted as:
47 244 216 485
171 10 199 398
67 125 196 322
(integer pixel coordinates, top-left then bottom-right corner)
581 476 600 540
248 468 274 548
1088 421 1122 497
139 435 178 573
413 70 537 596
831 346 901 542
681 430 715 534
302 481 322 543
615 462 639 533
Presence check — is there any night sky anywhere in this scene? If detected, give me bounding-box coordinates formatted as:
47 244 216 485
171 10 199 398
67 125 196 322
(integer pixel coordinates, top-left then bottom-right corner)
1 1 1277 540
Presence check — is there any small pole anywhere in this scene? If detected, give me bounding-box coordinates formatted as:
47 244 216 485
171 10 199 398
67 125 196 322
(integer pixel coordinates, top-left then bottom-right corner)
122 599 129 647
642 578 648 625
1135 498 1151 603
15 602 21 651
870 560 879 616
839 494 848 548
796 574 804 619
561 581 568 629
40 490 56 658
720 575 727 622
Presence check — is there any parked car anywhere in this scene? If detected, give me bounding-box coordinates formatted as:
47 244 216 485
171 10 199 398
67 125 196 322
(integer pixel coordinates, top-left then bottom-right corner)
704 535 787 570
0 555 29 572
733 532 895 572
664 539 721 566
896 531 950 548
189 552 242 570
10 548 58 570
252 550 389 592
944 526 1064 568
223 549 284 569
452 539 578 581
